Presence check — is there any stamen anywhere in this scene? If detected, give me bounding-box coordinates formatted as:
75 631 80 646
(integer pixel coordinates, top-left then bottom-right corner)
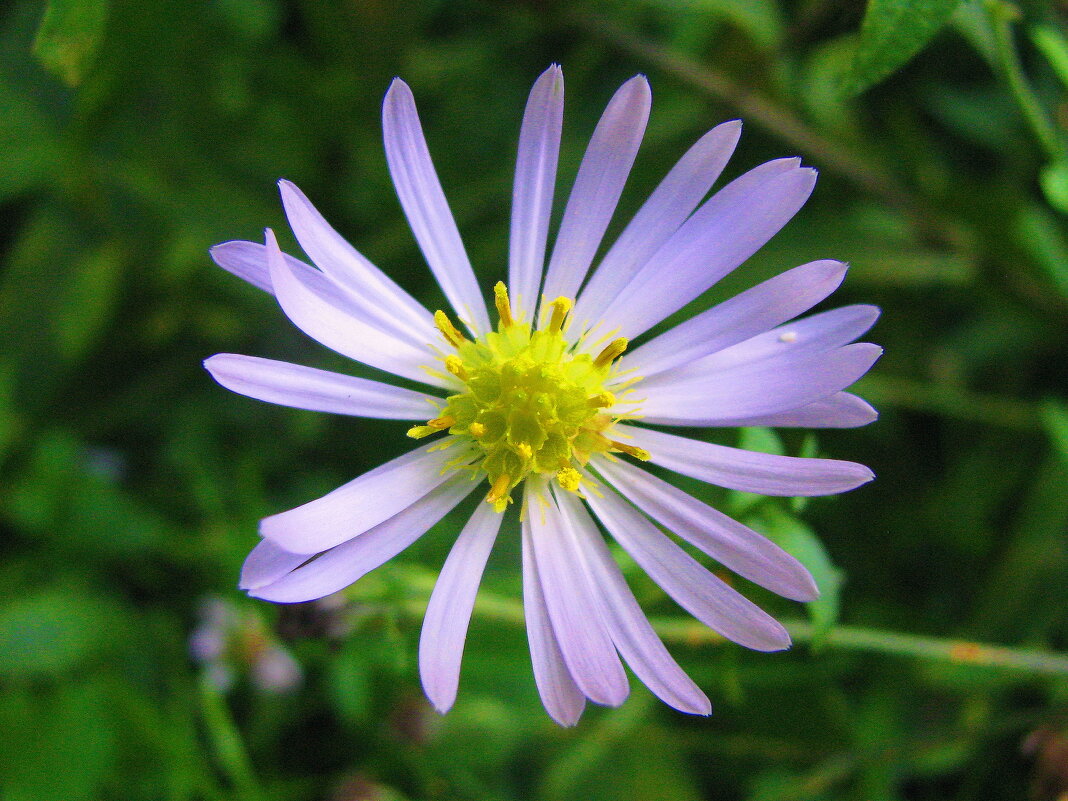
486 474 511 511
406 425 436 439
609 440 650 461
515 442 533 460
428 415 456 430
547 297 572 333
588 391 616 408
468 422 486 438
444 355 469 381
594 337 629 368
493 282 514 328
434 310 467 348
556 467 582 493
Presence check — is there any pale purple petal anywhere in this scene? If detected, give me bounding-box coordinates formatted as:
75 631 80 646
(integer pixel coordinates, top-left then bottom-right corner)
618 424 874 496
573 121 742 331
540 76 651 306
259 441 472 554
508 65 564 323
591 457 817 601
553 488 711 715
252 473 478 603
581 476 791 651
522 520 585 726
262 229 452 389
637 343 882 426
710 392 878 429
620 260 848 379
239 538 310 591
204 354 439 419
278 180 437 342
420 503 503 714
210 239 276 293
689 304 881 373
528 486 629 707
383 79 490 334
597 160 817 339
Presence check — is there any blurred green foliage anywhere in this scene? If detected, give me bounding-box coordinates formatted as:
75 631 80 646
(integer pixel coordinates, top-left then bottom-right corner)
1 0 1067 799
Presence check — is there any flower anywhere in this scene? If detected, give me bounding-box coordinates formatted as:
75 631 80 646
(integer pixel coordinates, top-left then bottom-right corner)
205 65 881 725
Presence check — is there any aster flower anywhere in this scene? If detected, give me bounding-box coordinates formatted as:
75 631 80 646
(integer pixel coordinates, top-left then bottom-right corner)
206 65 880 725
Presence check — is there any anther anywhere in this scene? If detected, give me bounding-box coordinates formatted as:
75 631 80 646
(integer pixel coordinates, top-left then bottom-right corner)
486 474 511 510
556 467 582 493
406 425 436 439
434 310 467 348
594 337 629 368
547 297 572 334
493 282 514 328
588 391 616 409
444 355 469 381
515 442 533 460
468 422 486 438
609 440 650 461
428 415 456 430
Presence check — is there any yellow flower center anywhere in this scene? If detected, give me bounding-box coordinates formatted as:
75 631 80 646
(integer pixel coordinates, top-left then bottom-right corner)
408 283 647 512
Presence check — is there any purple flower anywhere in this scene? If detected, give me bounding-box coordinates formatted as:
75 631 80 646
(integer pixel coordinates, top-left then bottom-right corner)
206 65 880 725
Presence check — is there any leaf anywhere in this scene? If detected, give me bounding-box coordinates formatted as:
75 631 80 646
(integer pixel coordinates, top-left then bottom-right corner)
0 589 115 678
753 509 843 645
1041 400 1068 464
847 0 962 95
33 0 110 87
1031 24 1068 91
1040 160 1068 215
1013 203 1068 298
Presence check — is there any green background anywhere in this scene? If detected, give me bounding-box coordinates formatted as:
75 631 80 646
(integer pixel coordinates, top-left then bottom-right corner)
2 0 1067 799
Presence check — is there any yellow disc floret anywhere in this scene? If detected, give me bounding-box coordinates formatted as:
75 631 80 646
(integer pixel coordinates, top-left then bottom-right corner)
412 284 645 512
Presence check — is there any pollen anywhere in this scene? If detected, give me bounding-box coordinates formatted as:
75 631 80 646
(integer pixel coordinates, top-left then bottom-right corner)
408 284 637 511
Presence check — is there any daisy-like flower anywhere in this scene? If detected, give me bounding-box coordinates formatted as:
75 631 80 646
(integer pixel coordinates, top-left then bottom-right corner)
205 65 881 725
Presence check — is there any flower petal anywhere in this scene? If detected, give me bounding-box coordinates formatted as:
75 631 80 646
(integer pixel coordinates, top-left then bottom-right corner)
591 457 817 601
210 239 276 294
620 260 848 379
383 79 490 335
688 304 881 373
637 343 882 426
709 392 878 429
204 354 439 419
541 75 651 306
527 485 629 707
278 180 437 343
419 502 503 714
598 159 817 338
522 520 585 726
251 472 478 603
260 441 472 554
553 488 711 715
262 229 452 390
618 424 874 496
508 65 565 323
239 538 310 591
573 120 742 332
582 475 791 651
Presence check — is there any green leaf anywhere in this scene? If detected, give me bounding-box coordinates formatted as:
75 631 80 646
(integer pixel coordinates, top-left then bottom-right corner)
753 509 843 644
1040 160 1068 215
1013 203 1068 298
1040 400 1068 464
847 0 962 95
33 0 110 87
0 589 114 678
1031 24 1068 91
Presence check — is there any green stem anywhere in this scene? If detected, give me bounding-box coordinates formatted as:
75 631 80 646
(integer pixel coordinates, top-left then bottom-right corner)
854 374 1042 430
357 567 1068 677
198 678 261 801
986 0 1064 161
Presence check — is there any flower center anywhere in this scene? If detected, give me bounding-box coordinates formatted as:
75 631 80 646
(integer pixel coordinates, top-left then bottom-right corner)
408 283 648 512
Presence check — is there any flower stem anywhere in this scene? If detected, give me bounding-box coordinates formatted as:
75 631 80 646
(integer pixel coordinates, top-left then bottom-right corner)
358 566 1068 677
198 678 262 801
985 0 1064 162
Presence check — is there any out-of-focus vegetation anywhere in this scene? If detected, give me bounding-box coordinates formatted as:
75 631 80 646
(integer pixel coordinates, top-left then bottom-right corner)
1 0 1067 799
